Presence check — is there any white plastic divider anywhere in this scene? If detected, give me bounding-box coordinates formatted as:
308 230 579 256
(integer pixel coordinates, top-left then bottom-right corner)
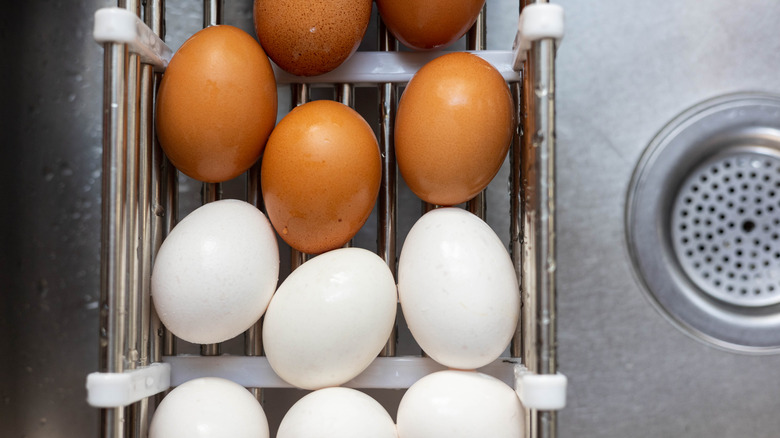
272 50 521 85
86 362 171 408
514 365 568 411
163 355 521 389
93 7 172 71
85 356 569 409
92 7 521 84
512 3 565 68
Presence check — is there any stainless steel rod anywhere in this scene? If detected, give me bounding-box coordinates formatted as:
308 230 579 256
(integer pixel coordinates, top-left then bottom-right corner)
99 41 128 438
519 0 559 435
124 3 144 436
203 0 223 28
466 4 488 219
337 83 355 108
378 20 398 357
125 51 141 373
145 0 171 415
509 80 523 359
534 37 558 438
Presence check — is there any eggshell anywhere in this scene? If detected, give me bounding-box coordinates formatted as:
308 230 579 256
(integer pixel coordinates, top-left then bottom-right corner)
397 208 519 370
396 370 523 438
263 248 397 390
149 377 269 438
151 199 279 344
277 388 397 438
395 52 513 206
376 0 486 51
261 100 381 255
253 0 372 76
155 25 277 183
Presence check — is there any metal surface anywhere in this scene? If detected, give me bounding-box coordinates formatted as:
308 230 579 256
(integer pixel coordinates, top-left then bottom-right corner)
520 13 559 438
555 0 780 436
5 0 780 437
377 20 398 358
627 94 780 351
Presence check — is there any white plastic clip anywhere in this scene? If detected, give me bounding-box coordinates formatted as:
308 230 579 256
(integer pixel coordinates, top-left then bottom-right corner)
514 365 567 410
86 362 171 408
512 3 565 69
93 7 173 71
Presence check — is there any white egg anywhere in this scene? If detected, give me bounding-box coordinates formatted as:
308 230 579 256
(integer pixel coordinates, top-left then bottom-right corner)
263 247 397 390
149 377 269 438
396 370 523 438
277 387 398 438
151 199 279 344
398 207 520 370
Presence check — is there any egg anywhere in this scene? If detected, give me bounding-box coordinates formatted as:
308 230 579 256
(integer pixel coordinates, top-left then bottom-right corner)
149 377 269 438
253 0 372 76
151 199 279 344
262 248 397 390
395 52 514 206
396 370 523 438
398 208 520 370
277 388 398 438
261 100 381 255
155 25 277 183
376 0 486 51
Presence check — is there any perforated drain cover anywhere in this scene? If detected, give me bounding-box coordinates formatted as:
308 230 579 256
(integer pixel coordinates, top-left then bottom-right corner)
671 149 780 307
626 93 780 352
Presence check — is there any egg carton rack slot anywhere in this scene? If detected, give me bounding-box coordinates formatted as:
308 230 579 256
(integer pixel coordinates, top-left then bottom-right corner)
88 3 566 413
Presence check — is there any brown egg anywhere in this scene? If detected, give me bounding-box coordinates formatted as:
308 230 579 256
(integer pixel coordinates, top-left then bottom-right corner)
376 0 485 51
155 25 277 183
253 0 372 77
395 52 514 206
261 100 381 254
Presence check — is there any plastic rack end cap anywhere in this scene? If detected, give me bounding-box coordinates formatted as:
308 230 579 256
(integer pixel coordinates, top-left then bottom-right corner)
512 3 565 68
86 363 171 408
93 7 138 44
515 367 567 411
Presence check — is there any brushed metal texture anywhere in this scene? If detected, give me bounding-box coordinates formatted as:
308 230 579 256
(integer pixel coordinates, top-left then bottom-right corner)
5 0 780 437
555 0 780 436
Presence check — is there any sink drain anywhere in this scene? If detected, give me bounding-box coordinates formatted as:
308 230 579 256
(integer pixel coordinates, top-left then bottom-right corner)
671 148 780 307
627 93 780 353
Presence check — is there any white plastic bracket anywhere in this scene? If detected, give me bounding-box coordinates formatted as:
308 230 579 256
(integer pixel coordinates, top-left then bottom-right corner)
512 3 565 69
86 362 171 408
93 7 172 71
514 365 567 410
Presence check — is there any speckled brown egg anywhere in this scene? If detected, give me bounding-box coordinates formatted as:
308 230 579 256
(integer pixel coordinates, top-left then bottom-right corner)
395 52 514 206
253 0 372 77
376 0 486 51
260 100 381 254
155 25 277 183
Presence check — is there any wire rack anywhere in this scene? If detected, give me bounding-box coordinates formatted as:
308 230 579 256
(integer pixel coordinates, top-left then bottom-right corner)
90 0 562 437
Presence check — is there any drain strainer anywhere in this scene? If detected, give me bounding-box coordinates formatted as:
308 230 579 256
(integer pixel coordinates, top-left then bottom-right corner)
671 149 780 307
627 93 780 353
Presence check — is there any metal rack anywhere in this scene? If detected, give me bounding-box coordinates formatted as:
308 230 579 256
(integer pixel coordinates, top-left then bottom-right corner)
89 1 564 437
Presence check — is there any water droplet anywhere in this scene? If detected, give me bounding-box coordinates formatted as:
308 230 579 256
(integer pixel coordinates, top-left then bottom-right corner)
68 94 76 103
